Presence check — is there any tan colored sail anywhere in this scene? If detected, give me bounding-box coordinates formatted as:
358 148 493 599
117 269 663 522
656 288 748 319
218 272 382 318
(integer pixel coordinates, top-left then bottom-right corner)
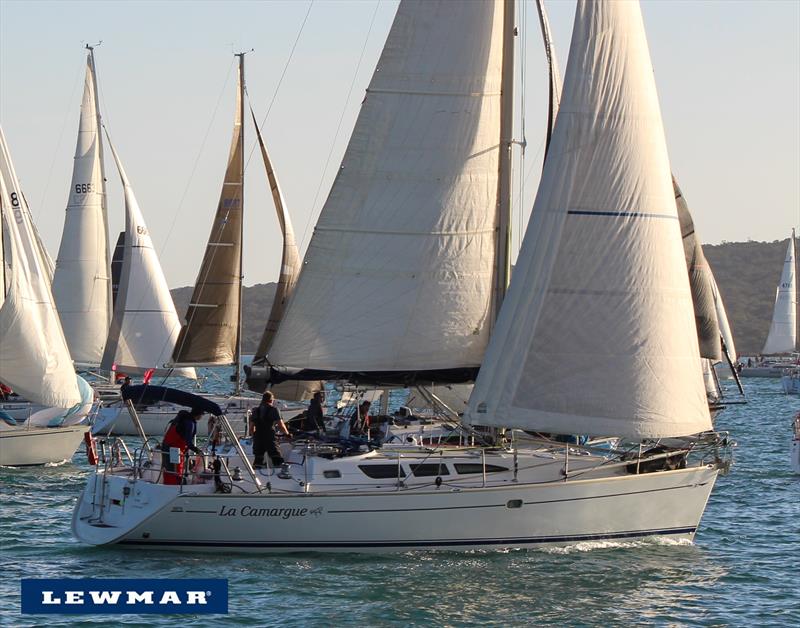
250 107 300 361
172 60 244 366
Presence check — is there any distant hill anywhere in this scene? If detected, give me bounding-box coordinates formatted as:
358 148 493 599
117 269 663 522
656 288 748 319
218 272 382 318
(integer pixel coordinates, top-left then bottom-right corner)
170 237 798 357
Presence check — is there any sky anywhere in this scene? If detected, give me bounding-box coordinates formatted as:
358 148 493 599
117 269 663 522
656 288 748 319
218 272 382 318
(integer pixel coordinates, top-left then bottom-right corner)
1 0 798 289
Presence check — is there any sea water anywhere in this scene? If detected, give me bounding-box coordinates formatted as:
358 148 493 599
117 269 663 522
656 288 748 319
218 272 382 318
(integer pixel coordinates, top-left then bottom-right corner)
1 377 798 626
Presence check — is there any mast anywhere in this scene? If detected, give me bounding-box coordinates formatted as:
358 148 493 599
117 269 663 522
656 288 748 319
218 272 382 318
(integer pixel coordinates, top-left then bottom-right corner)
492 0 515 324
234 52 245 395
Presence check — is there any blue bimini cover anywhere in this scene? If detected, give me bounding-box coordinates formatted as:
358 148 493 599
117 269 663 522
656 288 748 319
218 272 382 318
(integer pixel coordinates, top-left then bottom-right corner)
120 385 223 416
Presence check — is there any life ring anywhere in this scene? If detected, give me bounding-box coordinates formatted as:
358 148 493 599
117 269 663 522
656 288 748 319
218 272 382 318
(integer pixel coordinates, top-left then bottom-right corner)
84 431 98 466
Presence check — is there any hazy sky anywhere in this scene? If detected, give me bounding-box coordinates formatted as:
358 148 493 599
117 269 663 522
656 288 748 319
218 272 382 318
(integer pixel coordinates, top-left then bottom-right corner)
1 0 798 289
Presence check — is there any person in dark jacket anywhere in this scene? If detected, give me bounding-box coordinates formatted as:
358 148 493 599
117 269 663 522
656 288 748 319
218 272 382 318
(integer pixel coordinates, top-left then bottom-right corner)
161 407 204 485
251 392 289 468
303 391 325 433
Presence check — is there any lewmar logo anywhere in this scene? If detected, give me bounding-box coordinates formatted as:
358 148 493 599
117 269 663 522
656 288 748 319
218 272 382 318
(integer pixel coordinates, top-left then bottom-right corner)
21 578 228 614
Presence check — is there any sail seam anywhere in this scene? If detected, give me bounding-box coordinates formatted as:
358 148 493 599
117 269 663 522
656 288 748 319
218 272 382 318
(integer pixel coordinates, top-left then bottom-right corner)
314 226 495 237
367 87 501 98
566 210 677 220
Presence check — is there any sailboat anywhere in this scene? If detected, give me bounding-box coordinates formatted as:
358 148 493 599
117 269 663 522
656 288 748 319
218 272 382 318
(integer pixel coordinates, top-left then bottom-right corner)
52 46 112 369
154 52 309 433
0 126 93 466
740 230 798 378
73 0 730 552
50 47 198 406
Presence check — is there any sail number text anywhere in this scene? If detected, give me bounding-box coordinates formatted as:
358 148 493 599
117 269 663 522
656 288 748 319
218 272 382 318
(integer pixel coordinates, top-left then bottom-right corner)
75 183 94 194
10 192 24 224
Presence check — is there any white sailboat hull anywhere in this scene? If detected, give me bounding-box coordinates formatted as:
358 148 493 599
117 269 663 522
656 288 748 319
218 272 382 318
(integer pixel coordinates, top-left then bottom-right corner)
73 464 718 553
0 424 88 466
781 371 800 395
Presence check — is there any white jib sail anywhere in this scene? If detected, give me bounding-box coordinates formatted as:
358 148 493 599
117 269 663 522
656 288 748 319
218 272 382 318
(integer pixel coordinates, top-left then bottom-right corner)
100 136 196 379
762 232 797 354
0 127 81 407
465 0 711 439
267 0 504 373
52 50 111 366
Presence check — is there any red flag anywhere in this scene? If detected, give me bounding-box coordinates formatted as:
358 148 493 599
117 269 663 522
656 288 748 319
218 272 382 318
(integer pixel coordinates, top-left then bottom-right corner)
143 368 156 385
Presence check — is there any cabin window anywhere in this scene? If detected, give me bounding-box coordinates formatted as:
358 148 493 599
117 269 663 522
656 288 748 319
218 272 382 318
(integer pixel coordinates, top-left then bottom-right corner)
323 470 341 479
409 463 450 477
358 464 406 479
453 463 509 475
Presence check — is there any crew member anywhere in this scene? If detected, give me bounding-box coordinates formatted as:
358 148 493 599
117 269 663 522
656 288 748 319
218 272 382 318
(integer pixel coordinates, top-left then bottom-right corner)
304 391 325 433
161 407 204 485
251 391 289 468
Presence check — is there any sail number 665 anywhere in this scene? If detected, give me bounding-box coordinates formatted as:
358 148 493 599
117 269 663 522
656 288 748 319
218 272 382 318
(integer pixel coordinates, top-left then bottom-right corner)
75 183 94 193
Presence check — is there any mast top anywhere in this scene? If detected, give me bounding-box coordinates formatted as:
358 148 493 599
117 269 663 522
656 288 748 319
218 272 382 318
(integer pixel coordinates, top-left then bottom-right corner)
85 41 102 52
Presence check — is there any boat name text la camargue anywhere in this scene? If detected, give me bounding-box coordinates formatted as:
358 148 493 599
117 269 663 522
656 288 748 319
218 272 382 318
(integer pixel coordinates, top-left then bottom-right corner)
21 579 228 614
217 505 324 519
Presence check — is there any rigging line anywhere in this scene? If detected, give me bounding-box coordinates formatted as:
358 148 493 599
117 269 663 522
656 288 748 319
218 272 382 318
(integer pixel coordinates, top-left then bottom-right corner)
36 52 84 221
156 56 236 261
241 0 314 175
298 0 380 253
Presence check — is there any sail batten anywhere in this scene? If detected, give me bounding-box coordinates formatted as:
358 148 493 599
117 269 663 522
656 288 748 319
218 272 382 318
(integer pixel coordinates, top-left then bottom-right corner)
52 48 111 366
465 0 711 439
267 0 505 377
762 231 797 355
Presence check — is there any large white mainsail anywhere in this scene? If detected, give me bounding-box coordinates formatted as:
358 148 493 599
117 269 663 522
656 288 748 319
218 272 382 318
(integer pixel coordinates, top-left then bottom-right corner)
466 0 711 439
762 231 797 355
0 127 81 407
268 1 506 379
100 135 196 379
52 47 112 366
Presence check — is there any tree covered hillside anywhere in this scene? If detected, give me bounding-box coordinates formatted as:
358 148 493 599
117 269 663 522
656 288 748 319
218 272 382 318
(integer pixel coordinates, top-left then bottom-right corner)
170 237 798 357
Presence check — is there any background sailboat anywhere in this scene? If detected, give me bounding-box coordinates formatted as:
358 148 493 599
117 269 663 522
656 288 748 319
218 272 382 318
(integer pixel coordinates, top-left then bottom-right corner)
762 229 797 355
51 46 112 368
100 133 195 380
0 126 91 466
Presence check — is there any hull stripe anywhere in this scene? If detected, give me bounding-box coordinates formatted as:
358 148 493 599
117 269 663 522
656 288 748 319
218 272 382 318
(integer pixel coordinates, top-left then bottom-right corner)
117 526 697 549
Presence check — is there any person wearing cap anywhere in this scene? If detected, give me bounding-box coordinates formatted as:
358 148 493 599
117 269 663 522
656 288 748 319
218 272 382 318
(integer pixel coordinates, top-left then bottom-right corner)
251 391 289 468
161 407 204 485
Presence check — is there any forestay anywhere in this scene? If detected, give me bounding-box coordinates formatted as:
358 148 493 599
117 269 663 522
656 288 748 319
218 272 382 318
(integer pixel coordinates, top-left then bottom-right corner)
100 136 196 379
52 49 112 366
466 0 711 439
268 0 505 377
0 127 81 407
762 231 797 354
172 59 244 366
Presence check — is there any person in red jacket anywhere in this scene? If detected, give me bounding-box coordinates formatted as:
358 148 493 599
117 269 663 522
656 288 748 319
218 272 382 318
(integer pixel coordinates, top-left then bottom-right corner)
161 407 204 485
